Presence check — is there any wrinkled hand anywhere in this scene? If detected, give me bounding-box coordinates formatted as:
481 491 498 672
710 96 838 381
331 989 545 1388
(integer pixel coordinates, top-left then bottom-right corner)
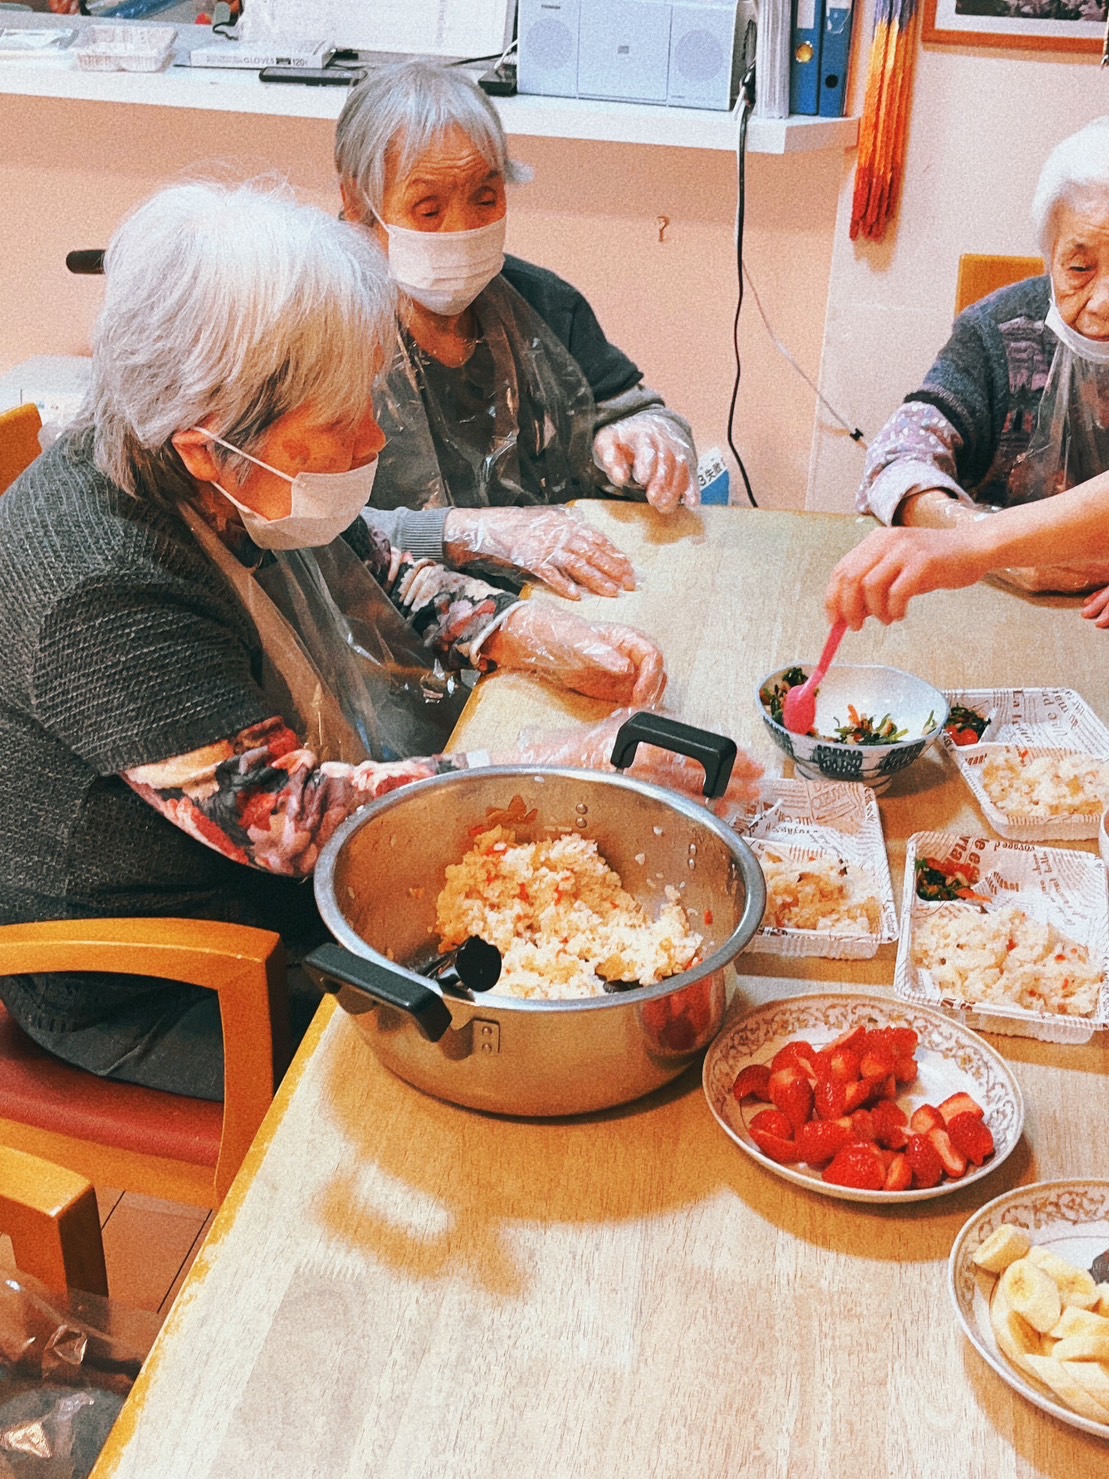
592 412 699 515
443 506 636 600
1082 584 1109 627
503 710 764 808
825 526 986 628
484 603 666 706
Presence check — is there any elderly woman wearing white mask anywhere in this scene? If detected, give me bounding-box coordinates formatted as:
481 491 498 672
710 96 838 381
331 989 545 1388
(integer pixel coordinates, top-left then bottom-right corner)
0 181 758 1102
335 59 700 602
858 116 1109 596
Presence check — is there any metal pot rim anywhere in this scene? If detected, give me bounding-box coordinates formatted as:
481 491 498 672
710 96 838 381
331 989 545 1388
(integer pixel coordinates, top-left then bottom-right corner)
313 764 767 1015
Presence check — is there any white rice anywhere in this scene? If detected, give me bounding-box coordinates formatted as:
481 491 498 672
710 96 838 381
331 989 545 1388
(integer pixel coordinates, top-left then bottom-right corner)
753 845 880 935
435 826 703 1000
982 749 1109 820
912 902 1103 1018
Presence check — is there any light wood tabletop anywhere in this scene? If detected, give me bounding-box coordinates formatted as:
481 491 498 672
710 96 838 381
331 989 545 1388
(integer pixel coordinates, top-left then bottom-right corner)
94 507 1109 1479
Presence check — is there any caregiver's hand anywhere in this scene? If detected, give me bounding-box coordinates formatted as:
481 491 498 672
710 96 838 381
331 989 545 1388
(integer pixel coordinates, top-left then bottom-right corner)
1082 583 1109 627
443 507 636 600
825 525 987 629
593 412 699 515
990 558 1109 596
483 604 666 706
502 710 764 807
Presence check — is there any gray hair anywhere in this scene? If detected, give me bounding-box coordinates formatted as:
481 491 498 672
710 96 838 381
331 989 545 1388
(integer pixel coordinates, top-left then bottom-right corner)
334 58 530 222
1032 117 1109 255
77 179 396 504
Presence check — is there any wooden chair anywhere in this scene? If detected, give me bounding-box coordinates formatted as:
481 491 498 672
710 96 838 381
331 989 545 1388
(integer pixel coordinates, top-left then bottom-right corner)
0 1145 107 1296
0 920 290 1209
955 254 1044 317
0 402 42 494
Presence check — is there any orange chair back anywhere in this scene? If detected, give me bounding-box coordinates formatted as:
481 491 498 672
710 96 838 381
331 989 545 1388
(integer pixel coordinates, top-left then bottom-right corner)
955 254 1044 317
0 402 43 495
0 1146 107 1296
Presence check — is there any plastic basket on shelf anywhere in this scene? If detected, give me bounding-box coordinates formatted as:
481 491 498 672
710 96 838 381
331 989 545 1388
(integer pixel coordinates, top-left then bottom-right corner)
73 25 176 73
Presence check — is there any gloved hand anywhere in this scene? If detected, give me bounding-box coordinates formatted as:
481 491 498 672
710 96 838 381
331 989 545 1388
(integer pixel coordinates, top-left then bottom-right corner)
593 411 699 515
502 710 764 808
482 604 666 706
443 507 636 600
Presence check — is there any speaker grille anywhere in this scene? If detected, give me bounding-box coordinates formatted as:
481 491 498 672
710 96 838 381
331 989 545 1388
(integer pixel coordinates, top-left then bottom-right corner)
527 17 575 70
672 27 724 82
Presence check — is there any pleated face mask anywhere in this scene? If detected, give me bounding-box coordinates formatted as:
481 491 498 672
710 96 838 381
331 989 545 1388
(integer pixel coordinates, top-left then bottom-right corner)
193 429 379 550
378 215 506 317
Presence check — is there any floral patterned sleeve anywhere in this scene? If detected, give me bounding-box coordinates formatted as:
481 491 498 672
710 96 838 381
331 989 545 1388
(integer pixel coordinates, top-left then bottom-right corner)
123 716 481 878
856 401 973 525
361 523 519 670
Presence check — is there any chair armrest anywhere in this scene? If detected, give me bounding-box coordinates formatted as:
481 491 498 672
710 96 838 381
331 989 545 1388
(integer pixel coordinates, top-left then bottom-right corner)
0 1145 107 1296
0 919 290 1202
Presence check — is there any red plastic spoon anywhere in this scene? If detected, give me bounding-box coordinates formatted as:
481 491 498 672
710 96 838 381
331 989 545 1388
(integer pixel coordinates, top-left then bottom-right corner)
782 619 848 735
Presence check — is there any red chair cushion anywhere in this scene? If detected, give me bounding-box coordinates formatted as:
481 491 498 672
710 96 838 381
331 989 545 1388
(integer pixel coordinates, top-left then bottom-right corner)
0 1004 220 1168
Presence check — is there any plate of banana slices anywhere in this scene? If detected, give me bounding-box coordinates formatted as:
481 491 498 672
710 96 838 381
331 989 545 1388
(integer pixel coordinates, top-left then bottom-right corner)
949 1180 1109 1439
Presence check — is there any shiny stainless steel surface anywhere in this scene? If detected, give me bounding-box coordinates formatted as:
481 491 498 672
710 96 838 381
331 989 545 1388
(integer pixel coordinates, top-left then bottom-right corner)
313 766 766 1115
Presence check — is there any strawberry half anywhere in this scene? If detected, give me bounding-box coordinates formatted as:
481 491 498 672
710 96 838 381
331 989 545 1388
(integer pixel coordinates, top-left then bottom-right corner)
814 1076 847 1120
905 1133 944 1189
822 1141 885 1191
946 1111 995 1166
796 1118 852 1166
749 1109 798 1164
938 1091 984 1125
732 1064 772 1102
926 1126 968 1179
771 1040 818 1079
883 1153 912 1192
871 1101 909 1150
768 1066 814 1131
909 1103 945 1135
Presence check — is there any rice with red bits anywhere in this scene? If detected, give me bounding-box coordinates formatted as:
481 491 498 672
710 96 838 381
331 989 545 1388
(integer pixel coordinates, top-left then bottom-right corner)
753 844 880 935
982 749 1109 820
912 903 1103 1018
435 826 703 1000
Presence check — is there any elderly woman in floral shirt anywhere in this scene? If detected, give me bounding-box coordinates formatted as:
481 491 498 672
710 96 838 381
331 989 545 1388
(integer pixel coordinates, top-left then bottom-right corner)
0 182 747 1102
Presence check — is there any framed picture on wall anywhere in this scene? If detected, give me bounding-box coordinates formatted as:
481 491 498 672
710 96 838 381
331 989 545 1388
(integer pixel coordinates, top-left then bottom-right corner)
923 0 1106 51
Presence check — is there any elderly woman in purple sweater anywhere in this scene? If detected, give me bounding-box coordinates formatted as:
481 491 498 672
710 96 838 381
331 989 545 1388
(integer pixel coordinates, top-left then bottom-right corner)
857 117 1109 595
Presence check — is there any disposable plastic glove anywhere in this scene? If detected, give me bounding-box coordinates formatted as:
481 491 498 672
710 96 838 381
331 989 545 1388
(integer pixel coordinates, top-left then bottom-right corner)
482 604 666 706
593 411 699 515
502 710 764 808
443 507 636 600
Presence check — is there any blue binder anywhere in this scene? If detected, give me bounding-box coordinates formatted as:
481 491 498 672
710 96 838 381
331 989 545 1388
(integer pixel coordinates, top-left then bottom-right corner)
817 0 854 117
789 0 823 117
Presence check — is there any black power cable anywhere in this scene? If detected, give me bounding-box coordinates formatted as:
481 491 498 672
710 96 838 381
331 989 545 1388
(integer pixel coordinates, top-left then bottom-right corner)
727 65 758 508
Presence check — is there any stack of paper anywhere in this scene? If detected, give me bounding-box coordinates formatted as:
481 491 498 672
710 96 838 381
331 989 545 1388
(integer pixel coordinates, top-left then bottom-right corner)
753 0 791 119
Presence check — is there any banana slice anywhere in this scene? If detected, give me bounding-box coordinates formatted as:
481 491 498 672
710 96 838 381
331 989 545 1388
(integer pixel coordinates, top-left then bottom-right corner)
1047 1306 1109 1342
1060 1358 1109 1417
1026 1247 1100 1310
1024 1355 1109 1423
1050 1334 1109 1363
972 1223 1031 1274
1096 1283 1109 1316
990 1282 1044 1379
1000 1258 1064 1335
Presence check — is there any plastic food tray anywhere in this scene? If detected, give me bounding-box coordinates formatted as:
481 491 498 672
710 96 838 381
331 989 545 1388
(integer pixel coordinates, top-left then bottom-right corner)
73 24 176 72
942 687 1109 842
895 830 1109 1044
727 778 897 959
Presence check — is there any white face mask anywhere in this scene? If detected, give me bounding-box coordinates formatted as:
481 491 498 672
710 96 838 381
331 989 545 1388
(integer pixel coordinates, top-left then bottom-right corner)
377 215 506 316
193 429 379 551
1046 299 1109 365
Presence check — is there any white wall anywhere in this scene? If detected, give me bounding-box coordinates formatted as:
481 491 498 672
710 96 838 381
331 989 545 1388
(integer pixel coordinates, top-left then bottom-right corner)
808 18 1109 512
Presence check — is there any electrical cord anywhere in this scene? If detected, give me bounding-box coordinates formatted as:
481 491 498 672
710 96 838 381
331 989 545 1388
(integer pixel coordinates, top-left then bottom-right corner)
727 66 758 508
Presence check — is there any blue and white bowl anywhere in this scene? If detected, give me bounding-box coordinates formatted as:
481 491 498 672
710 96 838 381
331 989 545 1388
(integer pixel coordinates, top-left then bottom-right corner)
757 662 948 793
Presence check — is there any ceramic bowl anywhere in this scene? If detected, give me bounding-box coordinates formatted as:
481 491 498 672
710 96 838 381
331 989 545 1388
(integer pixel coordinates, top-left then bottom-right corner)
757 662 948 793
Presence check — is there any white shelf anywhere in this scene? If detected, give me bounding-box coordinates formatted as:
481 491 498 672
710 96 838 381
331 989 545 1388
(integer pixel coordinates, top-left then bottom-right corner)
0 15 858 154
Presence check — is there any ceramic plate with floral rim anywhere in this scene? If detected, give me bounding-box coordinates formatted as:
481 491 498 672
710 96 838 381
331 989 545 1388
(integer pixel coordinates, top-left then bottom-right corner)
948 1181 1109 1441
703 992 1024 1204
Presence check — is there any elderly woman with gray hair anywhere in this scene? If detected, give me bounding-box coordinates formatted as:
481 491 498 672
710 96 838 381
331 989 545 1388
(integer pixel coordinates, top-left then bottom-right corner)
857 116 1109 596
0 181 756 1101
335 59 700 603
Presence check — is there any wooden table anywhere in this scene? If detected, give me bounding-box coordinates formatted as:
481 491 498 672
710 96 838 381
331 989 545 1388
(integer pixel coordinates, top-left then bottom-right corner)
94 508 1109 1479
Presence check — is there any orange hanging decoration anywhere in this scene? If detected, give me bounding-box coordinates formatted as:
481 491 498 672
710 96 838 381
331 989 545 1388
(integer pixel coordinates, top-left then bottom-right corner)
850 0 921 242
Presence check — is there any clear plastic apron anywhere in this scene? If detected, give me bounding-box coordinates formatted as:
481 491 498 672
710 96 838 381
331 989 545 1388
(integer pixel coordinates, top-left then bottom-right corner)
182 505 467 764
1008 306 1109 505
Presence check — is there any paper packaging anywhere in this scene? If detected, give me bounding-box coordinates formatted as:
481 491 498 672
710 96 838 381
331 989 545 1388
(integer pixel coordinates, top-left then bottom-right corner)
727 777 897 959
895 829 1109 1044
942 686 1109 842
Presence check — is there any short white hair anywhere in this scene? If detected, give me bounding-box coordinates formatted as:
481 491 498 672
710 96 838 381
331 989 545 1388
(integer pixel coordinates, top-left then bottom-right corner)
1032 117 1109 255
78 180 395 504
334 58 530 222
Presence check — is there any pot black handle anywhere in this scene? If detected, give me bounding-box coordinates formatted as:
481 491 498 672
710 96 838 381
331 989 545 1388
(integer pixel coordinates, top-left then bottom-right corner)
304 943 453 1043
609 713 737 799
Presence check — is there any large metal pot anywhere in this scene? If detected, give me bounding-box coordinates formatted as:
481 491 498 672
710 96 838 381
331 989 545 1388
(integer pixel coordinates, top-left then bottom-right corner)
306 717 766 1116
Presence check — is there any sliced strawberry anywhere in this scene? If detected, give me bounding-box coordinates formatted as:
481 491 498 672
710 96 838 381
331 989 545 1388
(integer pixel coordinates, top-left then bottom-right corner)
927 1126 967 1179
814 1076 847 1120
863 1026 919 1060
842 1079 874 1113
816 1045 860 1084
768 1066 814 1131
771 1040 818 1078
822 1141 885 1191
893 1056 919 1085
829 1024 868 1053
883 1153 912 1191
859 1049 896 1081
938 1091 984 1125
876 1074 898 1101
909 1104 945 1135
947 1111 995 1166
795 1118 852 1166
732 1064 772 1102
850 1108 877 1142
872 1101 909 1150
905 1133 944 1188
749 1109 798 1164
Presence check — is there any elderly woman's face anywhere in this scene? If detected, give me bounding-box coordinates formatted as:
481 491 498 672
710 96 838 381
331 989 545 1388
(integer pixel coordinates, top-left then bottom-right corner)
1051 197 1109 340
378 125 506 235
